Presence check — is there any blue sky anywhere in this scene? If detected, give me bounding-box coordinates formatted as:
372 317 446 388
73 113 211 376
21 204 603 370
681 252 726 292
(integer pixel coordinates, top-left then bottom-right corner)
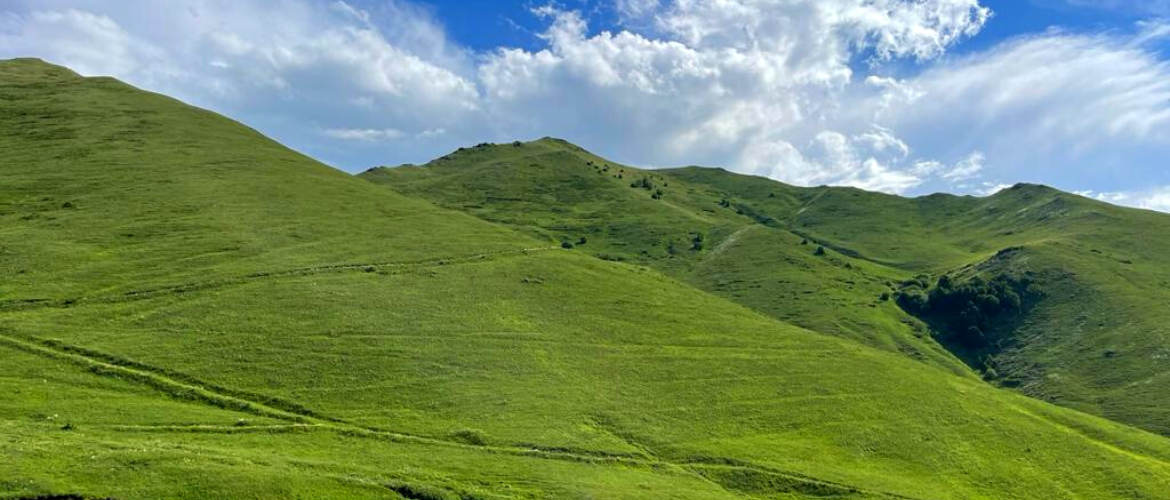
2 0 1169 211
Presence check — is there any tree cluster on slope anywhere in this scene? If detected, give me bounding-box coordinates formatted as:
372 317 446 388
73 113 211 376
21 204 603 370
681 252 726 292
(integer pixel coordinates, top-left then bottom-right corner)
896 272 1043 350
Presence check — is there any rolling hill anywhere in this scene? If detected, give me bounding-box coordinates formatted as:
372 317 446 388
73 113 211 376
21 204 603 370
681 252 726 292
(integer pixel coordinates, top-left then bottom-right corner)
361 138 1170 437
4 57 1170 500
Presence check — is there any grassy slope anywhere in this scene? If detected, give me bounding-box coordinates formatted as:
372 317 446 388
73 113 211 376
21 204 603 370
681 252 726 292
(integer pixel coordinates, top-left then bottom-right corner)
364 138 1170 437
4 58 1170 499
669 167 1170 435
361 142 967 374
0 59 532 301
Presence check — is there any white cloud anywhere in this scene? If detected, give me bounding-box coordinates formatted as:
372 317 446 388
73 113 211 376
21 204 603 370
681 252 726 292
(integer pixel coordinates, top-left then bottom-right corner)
868 24 1170 179
417 128 447 139
478 1 989 193
941 152 985 181
616 0 662 21
1084 187 1170 213
323 128 406 141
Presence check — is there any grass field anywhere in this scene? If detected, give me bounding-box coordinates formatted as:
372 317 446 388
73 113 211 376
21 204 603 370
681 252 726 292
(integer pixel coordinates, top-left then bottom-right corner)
364 136 1170 437
5 57 1170 499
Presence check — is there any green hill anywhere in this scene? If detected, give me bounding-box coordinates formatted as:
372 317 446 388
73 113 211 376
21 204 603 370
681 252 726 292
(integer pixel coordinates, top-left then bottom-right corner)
5 58 1170 500
360 143 968 375
361 138 1170 437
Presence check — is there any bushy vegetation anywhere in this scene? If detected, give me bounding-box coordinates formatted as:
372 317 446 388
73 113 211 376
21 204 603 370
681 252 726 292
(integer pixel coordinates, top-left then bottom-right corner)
897 272 1043 350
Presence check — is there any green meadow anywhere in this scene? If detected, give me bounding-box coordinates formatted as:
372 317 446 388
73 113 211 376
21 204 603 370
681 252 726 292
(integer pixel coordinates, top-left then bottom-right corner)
4 57 1170 499
366 137 1170 437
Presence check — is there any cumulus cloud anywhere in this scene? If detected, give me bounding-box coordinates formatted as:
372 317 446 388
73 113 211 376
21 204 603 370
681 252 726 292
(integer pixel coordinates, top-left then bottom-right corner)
865 23 1170 192
479 0 991 192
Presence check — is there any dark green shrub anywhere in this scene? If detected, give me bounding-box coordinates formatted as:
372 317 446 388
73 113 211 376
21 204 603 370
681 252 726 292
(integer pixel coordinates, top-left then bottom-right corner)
386 481 461 500
813 246 826 256
897 288 929 311
899 272 1042 350
561 241 574 249
448 428 488 446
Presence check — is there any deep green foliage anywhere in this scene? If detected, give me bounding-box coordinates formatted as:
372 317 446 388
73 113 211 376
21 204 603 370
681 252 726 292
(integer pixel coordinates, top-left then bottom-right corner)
899 273 1041 349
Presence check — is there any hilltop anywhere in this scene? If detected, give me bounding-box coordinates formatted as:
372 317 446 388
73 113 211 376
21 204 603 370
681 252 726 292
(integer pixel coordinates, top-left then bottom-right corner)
4 58 1170 500
362 138 1170 436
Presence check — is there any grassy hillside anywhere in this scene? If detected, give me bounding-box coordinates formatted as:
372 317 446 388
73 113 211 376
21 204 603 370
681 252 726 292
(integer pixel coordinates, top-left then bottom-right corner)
668 167 1170 435
362 143 968 375
363 138 1170 437
5 58 1170 500
0 58 533 302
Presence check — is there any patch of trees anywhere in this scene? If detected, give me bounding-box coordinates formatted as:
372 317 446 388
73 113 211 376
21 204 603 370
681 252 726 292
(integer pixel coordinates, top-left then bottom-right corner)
896 272 1043 350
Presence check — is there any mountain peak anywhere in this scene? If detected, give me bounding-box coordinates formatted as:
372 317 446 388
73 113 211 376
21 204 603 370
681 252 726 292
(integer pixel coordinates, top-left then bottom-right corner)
0 57 82 81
